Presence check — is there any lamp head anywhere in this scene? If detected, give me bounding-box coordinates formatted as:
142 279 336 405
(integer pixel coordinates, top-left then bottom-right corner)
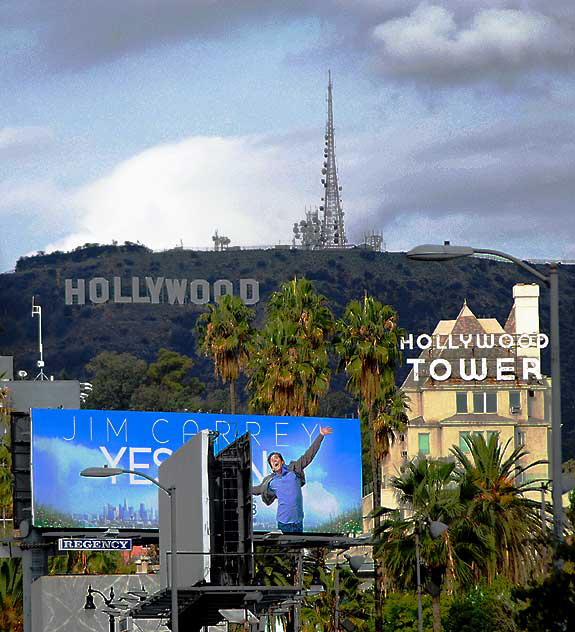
81 466 125 478
84 587 96 610
407 244 475 261
429 520 448 539
344 554 366 573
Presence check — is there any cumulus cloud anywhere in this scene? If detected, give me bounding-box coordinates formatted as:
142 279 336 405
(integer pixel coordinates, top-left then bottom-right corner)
302 480 340 520
43 133 318 253
28 106 575 263
371 3 575 84
33 436 158 514
3 0 574 94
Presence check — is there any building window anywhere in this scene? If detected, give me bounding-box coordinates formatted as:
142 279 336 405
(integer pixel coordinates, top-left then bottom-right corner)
509 391 521 413
459 431 471 453
456 392 468 413
473 392 497 413
517 430 526 447
418 433 430 455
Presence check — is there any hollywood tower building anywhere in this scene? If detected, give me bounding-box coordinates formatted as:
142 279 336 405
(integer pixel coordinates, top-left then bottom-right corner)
364 283 551 521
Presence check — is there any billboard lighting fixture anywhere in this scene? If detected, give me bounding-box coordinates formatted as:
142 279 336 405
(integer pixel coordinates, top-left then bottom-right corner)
218 609 259 624
81 466 179 632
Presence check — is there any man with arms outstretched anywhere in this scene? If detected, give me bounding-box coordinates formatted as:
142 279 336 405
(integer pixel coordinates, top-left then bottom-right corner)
253 426 333 533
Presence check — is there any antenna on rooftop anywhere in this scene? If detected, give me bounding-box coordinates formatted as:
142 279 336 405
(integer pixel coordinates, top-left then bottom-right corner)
32 296 48 381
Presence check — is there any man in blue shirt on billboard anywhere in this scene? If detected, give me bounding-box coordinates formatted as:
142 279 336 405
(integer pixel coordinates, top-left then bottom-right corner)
253 426 333 533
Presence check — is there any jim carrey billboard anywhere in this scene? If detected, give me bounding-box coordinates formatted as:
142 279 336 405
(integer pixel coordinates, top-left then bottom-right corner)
30 408 362 533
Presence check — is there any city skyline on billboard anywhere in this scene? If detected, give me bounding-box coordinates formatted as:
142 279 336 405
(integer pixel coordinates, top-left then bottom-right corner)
30 408 362 533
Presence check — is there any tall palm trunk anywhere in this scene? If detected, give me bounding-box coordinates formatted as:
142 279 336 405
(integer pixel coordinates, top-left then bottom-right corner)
229 380 236 415
432 593 441 632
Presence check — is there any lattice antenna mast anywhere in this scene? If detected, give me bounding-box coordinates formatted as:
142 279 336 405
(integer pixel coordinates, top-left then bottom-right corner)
320 71 346 247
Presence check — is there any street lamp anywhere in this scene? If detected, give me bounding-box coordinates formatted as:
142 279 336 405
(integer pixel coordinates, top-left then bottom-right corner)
414 521 448 632
407 243 563 542
80 466 179 632
84 584 120 632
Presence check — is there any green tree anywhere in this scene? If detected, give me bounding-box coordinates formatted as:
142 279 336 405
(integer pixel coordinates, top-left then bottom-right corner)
248 279 334 416
379 459 464 632
0 559 23 632
196 295 254 414
335 295 406 632
130 348 204 411
85 352 147 410
301 565 371 632
382 591 435 632
444 578 518 632
451 433 545 584
513 540 575 632
49 551 132 575
0 386 12 534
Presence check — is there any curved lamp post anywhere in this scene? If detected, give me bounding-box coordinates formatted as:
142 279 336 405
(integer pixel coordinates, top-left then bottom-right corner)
84 584 118 632
407 243 563 541
80 466 179 632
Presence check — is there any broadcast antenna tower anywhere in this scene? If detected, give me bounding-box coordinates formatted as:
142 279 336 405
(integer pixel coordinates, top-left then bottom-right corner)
319 71 346 247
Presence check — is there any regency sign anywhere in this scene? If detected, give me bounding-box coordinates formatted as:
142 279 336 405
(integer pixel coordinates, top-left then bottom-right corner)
58 538 132 551
65 276 260 306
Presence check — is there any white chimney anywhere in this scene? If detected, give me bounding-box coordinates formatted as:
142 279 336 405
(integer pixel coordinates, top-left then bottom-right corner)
512 283 540 362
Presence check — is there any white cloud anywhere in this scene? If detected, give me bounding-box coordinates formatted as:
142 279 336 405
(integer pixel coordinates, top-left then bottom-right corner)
371 3 575 83
302 480 340 519
45 134 317 253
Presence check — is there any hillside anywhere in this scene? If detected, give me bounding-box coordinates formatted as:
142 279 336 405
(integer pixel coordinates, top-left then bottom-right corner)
2 244 575 456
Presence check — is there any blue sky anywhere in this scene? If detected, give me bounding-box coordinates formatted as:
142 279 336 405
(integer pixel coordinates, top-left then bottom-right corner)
1 1 574 271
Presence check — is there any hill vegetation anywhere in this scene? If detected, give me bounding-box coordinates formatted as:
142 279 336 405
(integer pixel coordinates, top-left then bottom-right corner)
2 243 575 457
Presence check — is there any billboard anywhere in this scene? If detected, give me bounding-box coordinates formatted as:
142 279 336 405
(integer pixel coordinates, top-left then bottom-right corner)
30 408 362 533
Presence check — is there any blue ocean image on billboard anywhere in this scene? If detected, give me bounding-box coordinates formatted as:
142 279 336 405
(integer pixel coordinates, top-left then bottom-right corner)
31 408 362 532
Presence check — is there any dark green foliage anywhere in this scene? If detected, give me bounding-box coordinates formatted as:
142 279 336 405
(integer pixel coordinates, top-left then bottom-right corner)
443 580 518 632
0 559 23 632
84 349 205 411
2 247 575 455
381 591 434 632
85 352 147 410
513 541 575 632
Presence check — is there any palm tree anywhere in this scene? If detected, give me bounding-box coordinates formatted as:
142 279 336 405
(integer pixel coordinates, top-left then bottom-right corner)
300 565 371 632
248 279 334 416
379 459 468 632
335 295 406 632
451 432 545 584
196 294 254 414
0 559 23 632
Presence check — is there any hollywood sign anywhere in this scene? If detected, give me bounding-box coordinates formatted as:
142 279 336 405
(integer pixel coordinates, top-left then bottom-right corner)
401 333 549 382
65 276 260 306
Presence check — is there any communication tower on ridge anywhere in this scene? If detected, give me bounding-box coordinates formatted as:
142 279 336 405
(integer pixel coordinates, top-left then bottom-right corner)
320 70 346 247
293 71 347 249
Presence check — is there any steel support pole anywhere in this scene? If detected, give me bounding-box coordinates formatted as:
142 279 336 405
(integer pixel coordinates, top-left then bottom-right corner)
293 551 303 632
549 264 563 541
170 486 179 632
415 532 423 632
334 564 340 632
